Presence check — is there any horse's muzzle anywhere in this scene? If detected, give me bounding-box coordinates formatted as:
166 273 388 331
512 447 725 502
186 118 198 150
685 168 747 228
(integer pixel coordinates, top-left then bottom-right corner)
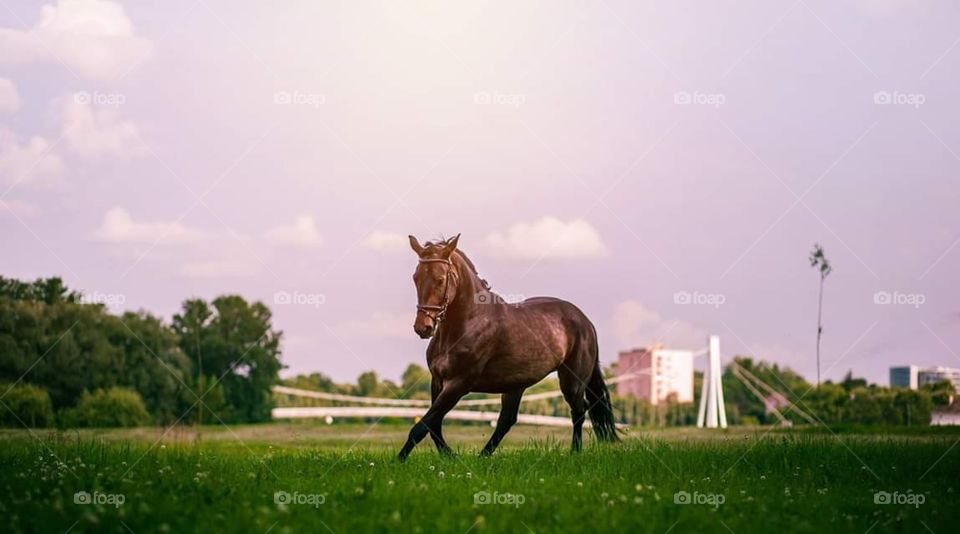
414 323 435 339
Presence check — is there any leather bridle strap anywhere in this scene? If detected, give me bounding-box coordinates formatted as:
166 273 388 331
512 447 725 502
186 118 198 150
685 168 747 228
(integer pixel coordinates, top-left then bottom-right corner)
416 257 458 323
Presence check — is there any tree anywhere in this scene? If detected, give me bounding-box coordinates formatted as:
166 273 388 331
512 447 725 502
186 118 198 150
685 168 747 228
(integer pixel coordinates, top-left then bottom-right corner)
356 371 379 397
809 244 832 388
840 370 868 392
401 363 431 398
172 296 283 423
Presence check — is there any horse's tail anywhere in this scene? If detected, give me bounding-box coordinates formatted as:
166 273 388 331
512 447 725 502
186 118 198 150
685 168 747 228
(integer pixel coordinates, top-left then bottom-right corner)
586 339 620 443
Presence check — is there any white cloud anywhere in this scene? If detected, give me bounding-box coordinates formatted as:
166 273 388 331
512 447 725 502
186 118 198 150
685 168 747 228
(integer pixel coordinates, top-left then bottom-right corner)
361 230 408 252
484 216 607 259
611 299 708 351
0 128 64 186
60 97 141 158
93 207 205 244
0 0 153 80
337 311 413 339
0 78 20 113
265 215 323 247
180 260 260 279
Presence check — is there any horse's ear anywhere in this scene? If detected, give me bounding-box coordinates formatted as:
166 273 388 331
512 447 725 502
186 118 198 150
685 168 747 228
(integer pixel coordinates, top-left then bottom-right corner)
409 235 425 256
441 234 460 258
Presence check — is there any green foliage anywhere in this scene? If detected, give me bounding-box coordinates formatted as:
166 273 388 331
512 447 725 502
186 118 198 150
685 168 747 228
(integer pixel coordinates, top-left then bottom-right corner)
172 296 283 423
922 379 956 406
0 292 192 423
720 359 937 427
808 243 832 277
356 371 379 397
0 276 82 304
0 383 55 427
180 374 232 424
59 387 151 428
0 276 283 427
401 363 432 398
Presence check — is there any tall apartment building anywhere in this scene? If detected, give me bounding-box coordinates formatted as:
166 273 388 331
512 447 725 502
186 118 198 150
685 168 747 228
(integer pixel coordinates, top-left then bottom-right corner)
615 344 694 404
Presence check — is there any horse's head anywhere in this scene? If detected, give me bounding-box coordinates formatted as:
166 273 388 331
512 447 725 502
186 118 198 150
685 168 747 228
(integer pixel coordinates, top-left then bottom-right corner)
409 234 460 339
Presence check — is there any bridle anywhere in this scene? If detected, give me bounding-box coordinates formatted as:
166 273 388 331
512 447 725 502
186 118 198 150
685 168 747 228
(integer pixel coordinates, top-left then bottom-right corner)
415 257 459 325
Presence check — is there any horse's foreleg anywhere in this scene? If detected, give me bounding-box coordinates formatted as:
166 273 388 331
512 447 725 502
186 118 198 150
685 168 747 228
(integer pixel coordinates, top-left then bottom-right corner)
480 390 523 457
398 383 466 462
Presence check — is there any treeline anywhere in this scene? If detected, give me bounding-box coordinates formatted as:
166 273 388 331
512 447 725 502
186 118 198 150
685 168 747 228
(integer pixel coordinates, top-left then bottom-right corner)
280 357 956 428
0 276 282 428
722 358 954 426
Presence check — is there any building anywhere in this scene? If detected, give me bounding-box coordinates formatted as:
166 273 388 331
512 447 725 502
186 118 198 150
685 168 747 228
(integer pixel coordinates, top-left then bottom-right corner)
890 365 960 392
931 398 960 426
615 344 694 405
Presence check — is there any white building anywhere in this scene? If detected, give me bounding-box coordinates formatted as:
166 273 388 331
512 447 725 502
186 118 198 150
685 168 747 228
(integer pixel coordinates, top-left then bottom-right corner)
890 365 960 392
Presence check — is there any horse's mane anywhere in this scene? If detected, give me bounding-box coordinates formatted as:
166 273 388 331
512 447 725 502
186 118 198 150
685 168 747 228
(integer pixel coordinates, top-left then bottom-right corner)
423 237 490 289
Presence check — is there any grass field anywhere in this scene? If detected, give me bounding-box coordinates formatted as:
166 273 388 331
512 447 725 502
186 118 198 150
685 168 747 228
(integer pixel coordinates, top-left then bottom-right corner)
1 423 958 533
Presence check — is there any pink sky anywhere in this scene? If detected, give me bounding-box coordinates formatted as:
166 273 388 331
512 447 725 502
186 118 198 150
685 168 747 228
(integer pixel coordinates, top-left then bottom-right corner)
2 0 959 385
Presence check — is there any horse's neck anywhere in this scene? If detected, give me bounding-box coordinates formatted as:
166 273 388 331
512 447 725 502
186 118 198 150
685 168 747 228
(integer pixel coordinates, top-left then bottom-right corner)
439 255 487 340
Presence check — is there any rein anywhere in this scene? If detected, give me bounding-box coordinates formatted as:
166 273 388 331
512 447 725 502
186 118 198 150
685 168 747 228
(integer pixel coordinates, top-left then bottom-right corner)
416 257 459 325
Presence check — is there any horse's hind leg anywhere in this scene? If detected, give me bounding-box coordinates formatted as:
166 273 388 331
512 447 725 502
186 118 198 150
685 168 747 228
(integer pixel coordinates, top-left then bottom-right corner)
480 390 523 457
558 366 587 452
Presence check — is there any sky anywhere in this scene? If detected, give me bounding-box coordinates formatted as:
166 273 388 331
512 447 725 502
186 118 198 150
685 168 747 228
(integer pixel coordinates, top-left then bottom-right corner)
1 0 958 386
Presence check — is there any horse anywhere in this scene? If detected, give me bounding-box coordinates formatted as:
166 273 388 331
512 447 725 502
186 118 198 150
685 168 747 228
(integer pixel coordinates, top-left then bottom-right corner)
397 234 619 461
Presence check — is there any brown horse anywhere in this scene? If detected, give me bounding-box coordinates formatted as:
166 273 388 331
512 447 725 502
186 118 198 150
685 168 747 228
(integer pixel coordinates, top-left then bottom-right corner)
398 234 619 461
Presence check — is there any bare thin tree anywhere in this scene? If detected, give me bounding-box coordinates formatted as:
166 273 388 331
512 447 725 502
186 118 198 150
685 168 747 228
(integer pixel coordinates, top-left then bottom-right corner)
809 244 832 388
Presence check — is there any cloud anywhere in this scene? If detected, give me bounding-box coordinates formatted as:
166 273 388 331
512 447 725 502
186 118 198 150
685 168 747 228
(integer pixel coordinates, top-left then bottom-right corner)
265 215 323 247
0 78 20 113
361 230 408 252
337 311 413 339
0 128 64 186
60 96 141 158
93 207 205 244
0 0 153 80
611 299 708 351
484 216 607 259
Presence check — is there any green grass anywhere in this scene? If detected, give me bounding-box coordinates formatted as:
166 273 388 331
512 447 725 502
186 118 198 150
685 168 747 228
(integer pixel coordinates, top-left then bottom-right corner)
1 423 958 533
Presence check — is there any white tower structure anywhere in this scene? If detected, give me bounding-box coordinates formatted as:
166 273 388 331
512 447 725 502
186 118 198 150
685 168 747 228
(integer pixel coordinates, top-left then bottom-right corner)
696 335 727 428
